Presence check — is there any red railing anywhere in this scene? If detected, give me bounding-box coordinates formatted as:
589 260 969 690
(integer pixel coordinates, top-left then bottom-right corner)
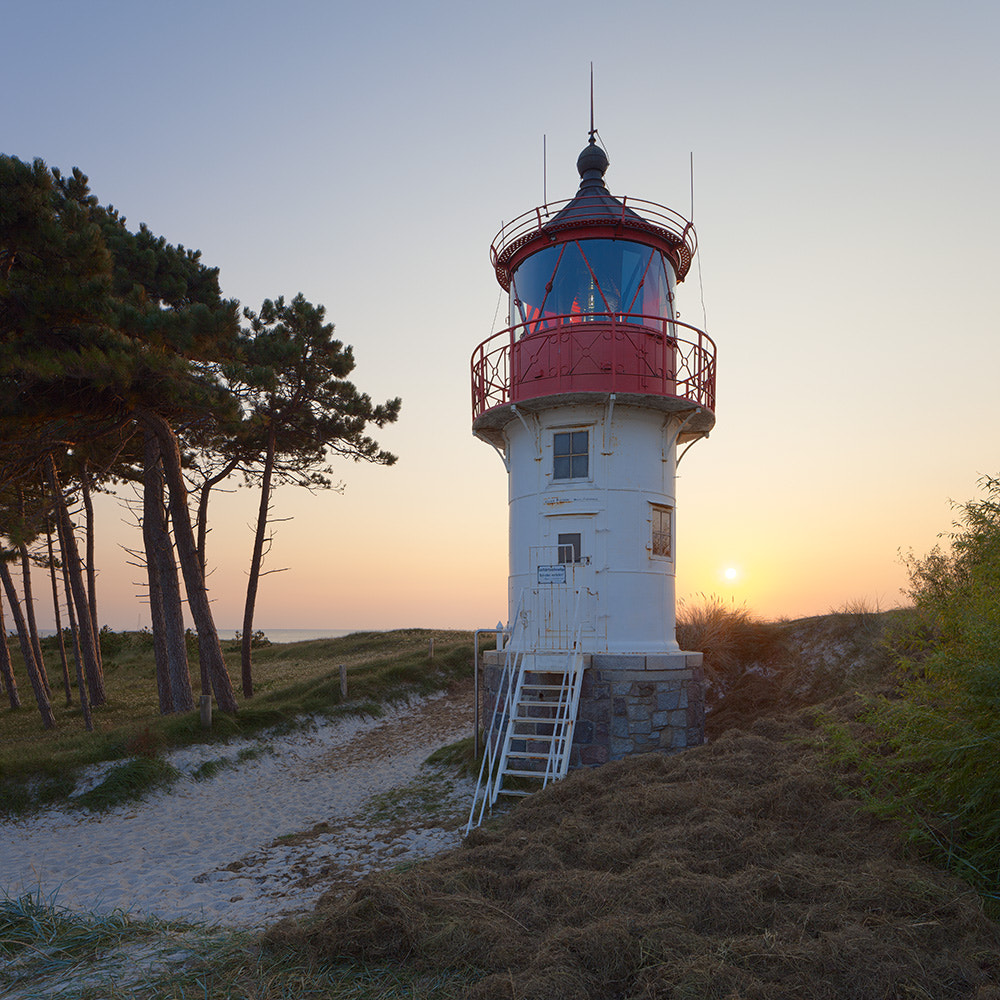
471 313 716 422
491 195 698 285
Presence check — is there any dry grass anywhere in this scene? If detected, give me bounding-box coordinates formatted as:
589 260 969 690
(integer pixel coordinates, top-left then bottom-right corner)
266 699 1000 999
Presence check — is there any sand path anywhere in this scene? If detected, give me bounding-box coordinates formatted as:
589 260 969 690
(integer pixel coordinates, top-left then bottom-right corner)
0 684 476 928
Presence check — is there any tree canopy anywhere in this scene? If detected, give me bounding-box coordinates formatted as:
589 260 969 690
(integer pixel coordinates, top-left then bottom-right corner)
1 154 400 725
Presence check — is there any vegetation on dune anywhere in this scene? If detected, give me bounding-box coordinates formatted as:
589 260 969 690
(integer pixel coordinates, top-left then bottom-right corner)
0 629 477 816
843 474 1000 912
269 705 1000 1000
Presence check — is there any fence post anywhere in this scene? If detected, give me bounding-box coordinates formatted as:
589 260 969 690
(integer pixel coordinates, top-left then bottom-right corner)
339 664 347 700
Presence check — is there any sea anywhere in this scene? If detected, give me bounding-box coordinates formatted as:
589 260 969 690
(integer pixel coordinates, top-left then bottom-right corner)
215 628 360 644
34 628 364 644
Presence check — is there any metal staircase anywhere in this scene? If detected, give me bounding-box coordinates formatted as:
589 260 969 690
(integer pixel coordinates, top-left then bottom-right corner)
467 592 585 832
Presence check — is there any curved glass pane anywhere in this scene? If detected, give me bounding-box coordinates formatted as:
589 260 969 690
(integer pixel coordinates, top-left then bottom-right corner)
510 239 675 333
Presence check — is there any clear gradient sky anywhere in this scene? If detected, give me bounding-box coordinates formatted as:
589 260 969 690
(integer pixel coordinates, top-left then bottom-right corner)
4 0 998 631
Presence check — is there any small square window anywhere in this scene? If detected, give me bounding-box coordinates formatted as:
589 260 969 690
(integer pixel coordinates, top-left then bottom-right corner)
557 533 582 564
553 430 588 480
650 504 672 558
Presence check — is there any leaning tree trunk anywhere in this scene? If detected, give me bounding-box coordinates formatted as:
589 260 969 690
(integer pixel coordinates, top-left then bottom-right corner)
46 456 105 706
142 429 193 713
80 465 103 673
139 410 237 714
59 549 92 732
45 524 73 704
195 455 240 575
241 422 277 698
0 591 21 709
18 542 51 697
0 558 54 728
144 521 174 715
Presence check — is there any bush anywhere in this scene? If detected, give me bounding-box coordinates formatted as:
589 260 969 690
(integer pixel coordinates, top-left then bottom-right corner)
859 474 1000 909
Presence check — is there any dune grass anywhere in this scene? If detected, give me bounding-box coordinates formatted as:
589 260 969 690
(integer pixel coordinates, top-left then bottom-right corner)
0 628 480 816
0 887 474 1000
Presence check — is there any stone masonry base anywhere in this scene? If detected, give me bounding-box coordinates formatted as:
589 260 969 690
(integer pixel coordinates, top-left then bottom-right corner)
481 650 705 770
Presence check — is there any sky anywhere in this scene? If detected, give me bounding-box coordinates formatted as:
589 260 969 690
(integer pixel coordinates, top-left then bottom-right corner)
3 0 998 631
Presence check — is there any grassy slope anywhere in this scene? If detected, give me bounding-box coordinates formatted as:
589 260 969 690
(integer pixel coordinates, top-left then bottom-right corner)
0 629 478 814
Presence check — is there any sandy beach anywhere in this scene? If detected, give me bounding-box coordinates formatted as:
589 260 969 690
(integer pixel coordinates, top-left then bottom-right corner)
0 685 476 929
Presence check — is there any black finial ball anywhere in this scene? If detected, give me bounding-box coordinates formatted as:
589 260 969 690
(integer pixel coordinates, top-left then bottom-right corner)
577 142 609 179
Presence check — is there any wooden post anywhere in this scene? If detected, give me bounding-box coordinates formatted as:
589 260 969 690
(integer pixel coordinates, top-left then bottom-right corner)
339 663 348 700
199 694 212 729
429 637 435 659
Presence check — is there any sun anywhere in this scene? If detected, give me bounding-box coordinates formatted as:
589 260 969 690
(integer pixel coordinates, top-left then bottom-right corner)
724 566 739 582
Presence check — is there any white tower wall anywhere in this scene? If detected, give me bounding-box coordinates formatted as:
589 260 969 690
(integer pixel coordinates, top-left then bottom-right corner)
504 400 683 653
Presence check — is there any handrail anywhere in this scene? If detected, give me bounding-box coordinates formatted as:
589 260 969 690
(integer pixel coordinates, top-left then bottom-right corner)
471 312 716 421
491 194 697 284
467 591 526 833
544 587 584 787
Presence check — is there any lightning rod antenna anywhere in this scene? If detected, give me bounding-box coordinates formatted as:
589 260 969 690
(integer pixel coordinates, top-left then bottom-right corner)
543 133 547 205
689 151 695 221
589 62 596 143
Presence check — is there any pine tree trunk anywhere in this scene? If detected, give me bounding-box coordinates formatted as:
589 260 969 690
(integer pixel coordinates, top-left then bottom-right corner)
19 542 51 697
46 456 106 706
46 524 73 705
142 429 193 713
80 466 103 672
241 422 276 698
139 411 237 714
59 550 92 731
0 559 54 728
196 455 240 575
0 592 21 710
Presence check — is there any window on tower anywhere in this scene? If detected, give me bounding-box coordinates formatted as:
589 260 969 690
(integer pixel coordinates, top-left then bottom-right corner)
553 431 589 480
650 504 673 559
557 533 582 564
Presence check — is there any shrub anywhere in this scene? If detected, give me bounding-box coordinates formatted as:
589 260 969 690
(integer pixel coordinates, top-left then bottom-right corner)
859 474 1000 909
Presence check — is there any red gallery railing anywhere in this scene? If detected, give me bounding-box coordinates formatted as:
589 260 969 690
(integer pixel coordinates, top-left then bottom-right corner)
471 313 716 422
490 195 698 284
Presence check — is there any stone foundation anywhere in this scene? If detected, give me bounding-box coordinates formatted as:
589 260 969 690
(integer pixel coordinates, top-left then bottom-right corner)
481 650 705 769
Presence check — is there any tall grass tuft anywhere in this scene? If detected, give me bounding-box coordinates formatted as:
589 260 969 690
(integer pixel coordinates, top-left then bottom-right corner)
676 596 787 730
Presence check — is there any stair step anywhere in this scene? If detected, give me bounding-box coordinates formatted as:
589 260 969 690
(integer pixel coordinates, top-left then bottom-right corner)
502 769 552 779
496 788 533 797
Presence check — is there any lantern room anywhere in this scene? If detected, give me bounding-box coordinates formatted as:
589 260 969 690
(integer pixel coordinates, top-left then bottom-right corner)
473 139 715 437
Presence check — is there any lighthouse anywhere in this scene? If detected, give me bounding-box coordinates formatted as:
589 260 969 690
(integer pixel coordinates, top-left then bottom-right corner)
470 131 716 818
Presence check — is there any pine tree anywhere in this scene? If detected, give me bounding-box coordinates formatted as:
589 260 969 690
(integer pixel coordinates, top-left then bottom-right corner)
233 294 400 695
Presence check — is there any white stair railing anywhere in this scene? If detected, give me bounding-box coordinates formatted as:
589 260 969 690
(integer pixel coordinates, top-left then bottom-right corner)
466 590 586 830
466 592 527 833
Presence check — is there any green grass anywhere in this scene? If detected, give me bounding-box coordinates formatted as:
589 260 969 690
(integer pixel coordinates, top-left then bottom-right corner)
71 757 182 812
0 629 477 817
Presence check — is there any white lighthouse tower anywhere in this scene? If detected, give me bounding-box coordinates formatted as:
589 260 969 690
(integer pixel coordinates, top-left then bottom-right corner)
470 131 716 816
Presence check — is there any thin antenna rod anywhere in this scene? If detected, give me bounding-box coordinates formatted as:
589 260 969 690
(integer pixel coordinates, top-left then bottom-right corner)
689 151 695 221
543 134 547 205
589 63 596 142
